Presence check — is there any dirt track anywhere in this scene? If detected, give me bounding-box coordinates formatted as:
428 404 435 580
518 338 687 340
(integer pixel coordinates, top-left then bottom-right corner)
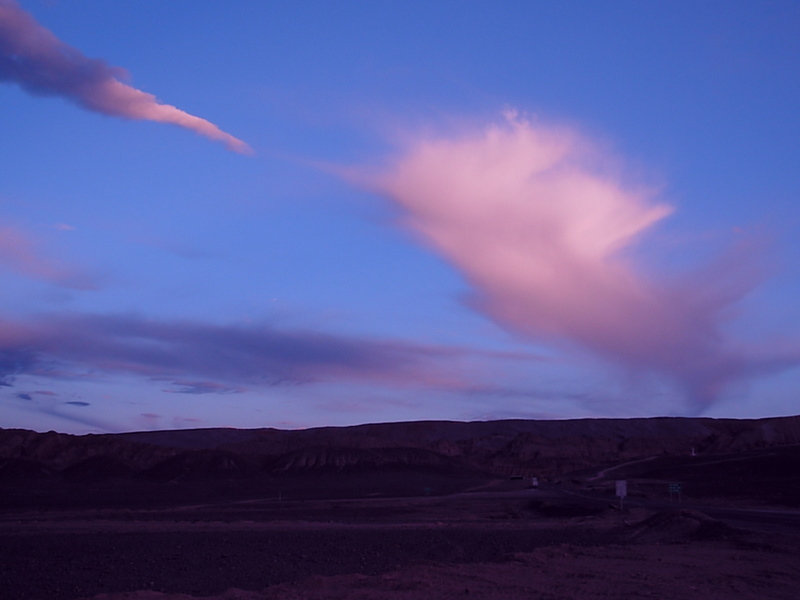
2 490 799 600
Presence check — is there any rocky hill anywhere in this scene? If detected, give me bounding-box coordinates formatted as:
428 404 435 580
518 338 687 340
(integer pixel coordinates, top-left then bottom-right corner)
2 415 799 485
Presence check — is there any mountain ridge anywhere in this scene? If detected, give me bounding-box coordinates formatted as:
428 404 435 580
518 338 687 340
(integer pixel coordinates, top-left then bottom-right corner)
3 415 799 478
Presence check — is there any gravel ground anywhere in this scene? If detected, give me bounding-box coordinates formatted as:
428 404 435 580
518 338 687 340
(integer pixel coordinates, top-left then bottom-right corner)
2 490 798 600
2 523 609 600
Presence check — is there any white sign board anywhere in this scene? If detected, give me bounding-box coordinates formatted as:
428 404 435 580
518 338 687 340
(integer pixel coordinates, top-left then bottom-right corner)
615 480 627 498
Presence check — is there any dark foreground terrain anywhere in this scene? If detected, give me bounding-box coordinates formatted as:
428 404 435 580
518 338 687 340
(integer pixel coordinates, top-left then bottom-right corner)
2 416 800 599
2 487 799 600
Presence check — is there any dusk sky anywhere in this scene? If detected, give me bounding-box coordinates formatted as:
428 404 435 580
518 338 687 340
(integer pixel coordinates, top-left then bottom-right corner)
2 0 799 434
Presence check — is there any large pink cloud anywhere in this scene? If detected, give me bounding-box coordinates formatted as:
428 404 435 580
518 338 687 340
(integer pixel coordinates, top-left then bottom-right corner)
0 0 251 154
370 113 774 411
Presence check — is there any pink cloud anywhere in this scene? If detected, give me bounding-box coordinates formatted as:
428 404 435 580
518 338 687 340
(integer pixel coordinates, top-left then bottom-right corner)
370 112 777 411
172 416 203 428
0 0 251 154
139 413 162 430
0 221 96 288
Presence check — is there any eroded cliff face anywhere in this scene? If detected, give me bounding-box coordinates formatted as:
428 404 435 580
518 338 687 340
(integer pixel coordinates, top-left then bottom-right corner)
2 416 799 484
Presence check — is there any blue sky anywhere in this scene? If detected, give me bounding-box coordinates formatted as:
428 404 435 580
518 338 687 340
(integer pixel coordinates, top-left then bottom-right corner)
2 0 799 434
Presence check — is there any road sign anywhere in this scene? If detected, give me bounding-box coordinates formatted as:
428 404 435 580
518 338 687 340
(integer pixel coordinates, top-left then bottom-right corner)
668 482 682 503
616 480 627 498
615 480 627 510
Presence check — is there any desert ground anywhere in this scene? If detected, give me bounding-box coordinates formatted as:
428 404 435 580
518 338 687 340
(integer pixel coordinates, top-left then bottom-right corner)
2 481 799 600
2 418 799 599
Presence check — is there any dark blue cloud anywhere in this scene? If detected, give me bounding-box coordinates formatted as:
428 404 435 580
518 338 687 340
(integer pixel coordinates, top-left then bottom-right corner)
164 380 245 395
0 312 461 392
0 348 37 386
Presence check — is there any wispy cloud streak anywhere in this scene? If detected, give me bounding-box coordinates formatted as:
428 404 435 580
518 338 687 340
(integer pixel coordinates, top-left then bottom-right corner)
371 112 789 411
163 380 246 395
0 0 251 153
0 313 468 392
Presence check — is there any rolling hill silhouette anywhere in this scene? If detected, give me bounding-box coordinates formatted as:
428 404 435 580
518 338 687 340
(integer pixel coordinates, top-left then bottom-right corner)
1 415 799 507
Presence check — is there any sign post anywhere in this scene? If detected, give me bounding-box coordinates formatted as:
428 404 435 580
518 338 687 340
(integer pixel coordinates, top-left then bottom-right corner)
615 480 627 510
668 482 682 503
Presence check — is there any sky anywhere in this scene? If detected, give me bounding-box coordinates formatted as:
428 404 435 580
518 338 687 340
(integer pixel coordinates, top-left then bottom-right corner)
1 0 799 434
